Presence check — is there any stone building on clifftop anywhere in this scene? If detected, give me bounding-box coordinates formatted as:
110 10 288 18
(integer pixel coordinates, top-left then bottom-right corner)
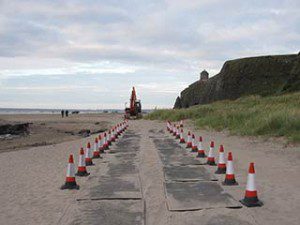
200 70 209 82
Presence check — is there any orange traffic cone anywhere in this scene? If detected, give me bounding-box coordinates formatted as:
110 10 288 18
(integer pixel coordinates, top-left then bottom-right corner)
191 134 198 152
197 136 206 158
98 134 104 153
76 148 90 176
108 130 112 146
117 124 121 135
223 152 238 185
215 145 226 174
117 124 121 133
114 126 118 140
93 138 101 158
104 132 109 150
175 126 179 139
186 131 192 148
169 123 173 134
61 154 80 190
179 129 185 143
206 141 216 165
240 163 263 207
122 122 125 131
111 129 114 142
168 121 172 133
172 124 176 136
85 142 94 166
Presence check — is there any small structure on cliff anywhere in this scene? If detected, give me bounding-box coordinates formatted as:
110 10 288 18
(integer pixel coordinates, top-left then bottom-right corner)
200 70 209 82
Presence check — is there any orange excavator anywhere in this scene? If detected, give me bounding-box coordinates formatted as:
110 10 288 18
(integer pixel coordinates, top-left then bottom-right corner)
124 87 142 119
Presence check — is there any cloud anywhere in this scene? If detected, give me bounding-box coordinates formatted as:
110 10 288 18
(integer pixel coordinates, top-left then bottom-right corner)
0 61 138 77
0 0 299 108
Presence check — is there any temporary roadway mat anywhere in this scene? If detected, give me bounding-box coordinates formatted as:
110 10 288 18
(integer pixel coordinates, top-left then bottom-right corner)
151 129 241 211
70 131 145 225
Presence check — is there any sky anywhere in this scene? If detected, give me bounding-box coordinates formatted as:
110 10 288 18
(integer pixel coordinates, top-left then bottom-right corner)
0 0 299 109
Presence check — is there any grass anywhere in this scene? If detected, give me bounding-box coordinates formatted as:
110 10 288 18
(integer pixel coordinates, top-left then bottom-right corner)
145 92 300 143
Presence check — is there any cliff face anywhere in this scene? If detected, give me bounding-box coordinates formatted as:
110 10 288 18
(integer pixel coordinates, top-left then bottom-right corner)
175 54 300 108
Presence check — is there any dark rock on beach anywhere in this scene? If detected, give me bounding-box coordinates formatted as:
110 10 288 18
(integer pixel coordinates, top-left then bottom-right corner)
0 123 30 135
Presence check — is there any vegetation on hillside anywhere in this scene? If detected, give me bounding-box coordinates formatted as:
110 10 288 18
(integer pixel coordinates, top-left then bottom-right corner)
146 92 300 143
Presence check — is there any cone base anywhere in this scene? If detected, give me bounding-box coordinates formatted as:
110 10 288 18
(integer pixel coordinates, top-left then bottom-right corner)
76 171 90 176
60 181 80 190
222 179 238 185
186 144 192 149
240 197 263 207
215 167 226 174
196 153 206 158
206 161 216 166
85 161 94 166
92 155 102 159
191 148 198 153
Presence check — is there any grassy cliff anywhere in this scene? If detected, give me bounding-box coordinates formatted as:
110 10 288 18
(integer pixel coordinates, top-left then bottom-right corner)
146 92 300 143
176 54 300 108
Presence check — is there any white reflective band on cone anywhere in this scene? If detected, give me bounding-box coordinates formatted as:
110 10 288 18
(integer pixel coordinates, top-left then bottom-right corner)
85 148 89 158
226 161 234 174
208 147 214 157
219 152 225 163
198 142 203 150
246 173 256 191
78 154 85 167
187 136 191 142
67 163 75 177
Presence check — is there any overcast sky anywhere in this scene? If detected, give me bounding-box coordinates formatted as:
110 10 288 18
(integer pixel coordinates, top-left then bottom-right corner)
0 0 299 109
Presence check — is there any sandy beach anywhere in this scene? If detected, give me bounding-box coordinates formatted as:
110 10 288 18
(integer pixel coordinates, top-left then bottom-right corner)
0 113 121 153
0 114 299 225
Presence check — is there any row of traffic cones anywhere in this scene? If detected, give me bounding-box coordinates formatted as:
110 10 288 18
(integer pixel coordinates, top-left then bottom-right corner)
60 120 129 190
166 121 263 207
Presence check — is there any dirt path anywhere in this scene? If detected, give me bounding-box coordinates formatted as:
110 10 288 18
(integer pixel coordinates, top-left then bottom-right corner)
0 119 299 225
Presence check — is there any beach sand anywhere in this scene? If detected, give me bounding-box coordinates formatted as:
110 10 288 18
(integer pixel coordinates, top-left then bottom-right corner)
0 113 121 153
0 114 299 225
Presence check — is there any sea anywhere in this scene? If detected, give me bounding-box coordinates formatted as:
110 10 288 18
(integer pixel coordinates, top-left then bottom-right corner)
0 108 153 115
0 108 123 115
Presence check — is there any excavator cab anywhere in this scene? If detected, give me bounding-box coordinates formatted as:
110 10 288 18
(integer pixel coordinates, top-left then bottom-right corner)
135 100 142 114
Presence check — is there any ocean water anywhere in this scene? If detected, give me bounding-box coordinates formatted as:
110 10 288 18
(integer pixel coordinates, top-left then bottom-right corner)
0 108 124 115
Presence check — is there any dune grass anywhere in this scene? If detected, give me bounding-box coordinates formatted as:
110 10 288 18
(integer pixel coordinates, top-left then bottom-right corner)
145 92 300 143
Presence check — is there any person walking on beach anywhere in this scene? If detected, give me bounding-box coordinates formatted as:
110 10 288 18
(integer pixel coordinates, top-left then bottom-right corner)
66 110 69 117
61 110 64 118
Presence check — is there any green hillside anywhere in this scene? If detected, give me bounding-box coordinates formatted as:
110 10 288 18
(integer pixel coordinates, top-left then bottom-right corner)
146 92 300 143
